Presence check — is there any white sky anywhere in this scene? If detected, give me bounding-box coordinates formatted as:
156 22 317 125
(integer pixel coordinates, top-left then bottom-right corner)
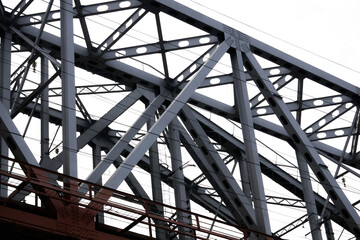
177 0 360 87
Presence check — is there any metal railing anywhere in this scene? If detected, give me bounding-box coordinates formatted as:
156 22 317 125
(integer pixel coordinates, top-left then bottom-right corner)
0 155 280 240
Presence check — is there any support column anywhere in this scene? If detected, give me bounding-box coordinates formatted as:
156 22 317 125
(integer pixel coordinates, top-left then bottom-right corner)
295 78 323 239
324 215 335 240
297 153 323 239
168 121 192 239
61 0 77 181
147 115 167 239
231 49 271 234
238 156 251 199
92 144 104 224
0 31 11 198
40 57 50 164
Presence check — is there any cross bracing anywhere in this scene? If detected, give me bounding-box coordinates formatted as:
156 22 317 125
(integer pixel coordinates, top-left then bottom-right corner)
0 0 359 239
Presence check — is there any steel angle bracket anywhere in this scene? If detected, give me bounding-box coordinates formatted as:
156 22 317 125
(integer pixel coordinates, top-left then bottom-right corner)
242 50 360 237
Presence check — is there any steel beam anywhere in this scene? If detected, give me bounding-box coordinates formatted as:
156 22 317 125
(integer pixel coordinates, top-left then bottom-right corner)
155 13 169 79
19 85 354 232
92 144 104 224
0 2 4 16
144 91 167 239
250 75 295 109
11 70 60 118
294 74 322 239
0 31 11 198
296 153 323 239
40 57 50 165
16 0 142 26
167 121 192 239
97 8 148 55
103 35 218 61
304 103 354 136
74 0 93 53
61 0 77 181
252 95 352 118
10 0 34 21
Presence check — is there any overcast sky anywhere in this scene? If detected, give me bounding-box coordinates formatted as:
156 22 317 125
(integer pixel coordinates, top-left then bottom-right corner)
177 0 360 87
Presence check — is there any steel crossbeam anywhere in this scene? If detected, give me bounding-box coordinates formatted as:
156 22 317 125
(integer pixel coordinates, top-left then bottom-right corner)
16 0 142 26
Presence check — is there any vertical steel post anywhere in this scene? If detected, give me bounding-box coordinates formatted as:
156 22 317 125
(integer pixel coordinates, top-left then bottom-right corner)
155 13 169 80
296 153 323 239
231 49 271 235
0 31 11 198
40 57 50 165
324 215 335 240
295 78 323 239
168 121 192 239
60 0 77 181
238 157 251 199
92 144 104 224
147 116 166 239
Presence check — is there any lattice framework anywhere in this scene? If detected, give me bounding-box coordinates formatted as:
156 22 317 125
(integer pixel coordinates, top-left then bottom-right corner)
0 1 360 239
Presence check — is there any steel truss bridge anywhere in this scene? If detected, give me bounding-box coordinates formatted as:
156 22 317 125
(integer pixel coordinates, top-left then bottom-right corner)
0 0 359 239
